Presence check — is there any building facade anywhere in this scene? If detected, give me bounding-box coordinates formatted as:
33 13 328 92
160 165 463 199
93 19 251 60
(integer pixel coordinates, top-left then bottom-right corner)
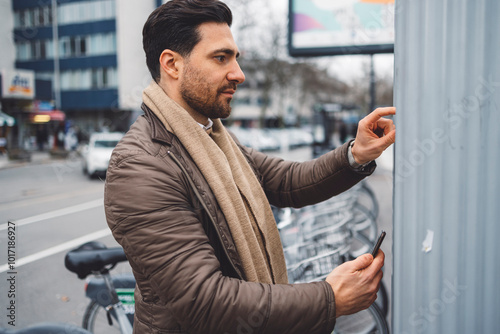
6 0 347 149
11 0 156 138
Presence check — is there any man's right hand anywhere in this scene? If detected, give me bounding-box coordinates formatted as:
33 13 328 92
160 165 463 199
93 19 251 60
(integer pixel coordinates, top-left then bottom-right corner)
325 250 385 317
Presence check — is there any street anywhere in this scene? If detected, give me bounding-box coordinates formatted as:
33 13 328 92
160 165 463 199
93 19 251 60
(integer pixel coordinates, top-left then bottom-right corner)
0 147 393 330
0 155 131 328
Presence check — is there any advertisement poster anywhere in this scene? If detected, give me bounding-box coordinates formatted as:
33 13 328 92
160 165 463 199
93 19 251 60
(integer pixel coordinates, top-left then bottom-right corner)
289 0 395 56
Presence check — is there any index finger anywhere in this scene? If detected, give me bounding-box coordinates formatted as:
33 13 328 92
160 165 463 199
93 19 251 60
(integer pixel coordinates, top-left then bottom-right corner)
364 107 396 125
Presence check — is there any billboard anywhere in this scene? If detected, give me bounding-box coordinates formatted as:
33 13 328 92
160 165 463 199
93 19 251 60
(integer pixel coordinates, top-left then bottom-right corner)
1 69 35 99
289 0 395 57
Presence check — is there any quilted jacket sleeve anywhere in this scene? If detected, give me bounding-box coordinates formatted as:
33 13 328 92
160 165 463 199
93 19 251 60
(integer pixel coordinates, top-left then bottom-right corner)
242 140 376 208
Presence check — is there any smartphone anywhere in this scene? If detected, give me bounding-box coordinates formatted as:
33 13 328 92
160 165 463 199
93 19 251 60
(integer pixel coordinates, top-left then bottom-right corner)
371 230 386 257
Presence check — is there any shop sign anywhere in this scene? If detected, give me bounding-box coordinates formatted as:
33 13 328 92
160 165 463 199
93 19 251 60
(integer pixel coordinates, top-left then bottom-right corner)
1 69 35 99
34 100 55 111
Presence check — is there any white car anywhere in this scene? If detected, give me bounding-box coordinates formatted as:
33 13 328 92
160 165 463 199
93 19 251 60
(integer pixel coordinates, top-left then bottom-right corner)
82 132 123 178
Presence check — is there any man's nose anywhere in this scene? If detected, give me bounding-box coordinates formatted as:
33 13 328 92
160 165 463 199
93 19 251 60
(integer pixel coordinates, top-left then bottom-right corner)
227 61 245 84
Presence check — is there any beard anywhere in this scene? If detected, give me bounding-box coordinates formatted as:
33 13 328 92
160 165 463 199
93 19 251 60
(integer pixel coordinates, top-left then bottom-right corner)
180 65 236 120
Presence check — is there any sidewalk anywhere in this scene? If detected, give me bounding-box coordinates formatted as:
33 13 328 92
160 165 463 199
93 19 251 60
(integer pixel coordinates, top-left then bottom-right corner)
0 151 54 170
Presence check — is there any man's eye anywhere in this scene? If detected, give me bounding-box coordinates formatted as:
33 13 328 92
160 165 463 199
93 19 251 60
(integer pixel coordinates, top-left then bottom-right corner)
215 56 226 62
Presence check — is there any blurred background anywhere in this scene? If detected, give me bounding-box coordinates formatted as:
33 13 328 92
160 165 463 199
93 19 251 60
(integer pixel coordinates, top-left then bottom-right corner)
0 0 394 158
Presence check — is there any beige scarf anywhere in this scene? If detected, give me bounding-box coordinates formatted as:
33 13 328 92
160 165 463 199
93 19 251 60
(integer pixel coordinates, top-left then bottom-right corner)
143 81 288 284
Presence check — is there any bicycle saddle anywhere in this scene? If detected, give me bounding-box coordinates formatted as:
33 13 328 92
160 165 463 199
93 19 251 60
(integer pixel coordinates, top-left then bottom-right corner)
65 242 127 279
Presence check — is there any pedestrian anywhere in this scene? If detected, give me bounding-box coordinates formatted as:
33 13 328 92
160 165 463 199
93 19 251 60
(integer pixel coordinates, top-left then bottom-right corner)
104 1 396 333
36 125 48 151
0 136 6 155
64 126 78 151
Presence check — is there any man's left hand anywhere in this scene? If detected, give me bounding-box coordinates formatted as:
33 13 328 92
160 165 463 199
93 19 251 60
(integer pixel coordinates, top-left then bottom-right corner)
351 107 396 165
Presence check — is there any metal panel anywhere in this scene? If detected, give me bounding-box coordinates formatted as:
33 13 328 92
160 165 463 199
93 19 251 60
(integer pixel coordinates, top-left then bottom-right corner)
393 0 500 333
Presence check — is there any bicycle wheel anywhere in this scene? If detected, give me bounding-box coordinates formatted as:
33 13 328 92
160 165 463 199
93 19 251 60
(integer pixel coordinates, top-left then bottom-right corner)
351 203 378 242
357 182 379 221
349 230 374 259
82 300 122 334
377 281 389 319
333 303 389 334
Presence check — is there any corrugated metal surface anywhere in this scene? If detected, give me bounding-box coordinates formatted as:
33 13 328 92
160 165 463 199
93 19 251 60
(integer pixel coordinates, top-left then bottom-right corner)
393 0 500 333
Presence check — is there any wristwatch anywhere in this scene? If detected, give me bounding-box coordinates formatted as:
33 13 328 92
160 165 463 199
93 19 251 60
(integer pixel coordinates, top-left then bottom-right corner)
348 140 371 169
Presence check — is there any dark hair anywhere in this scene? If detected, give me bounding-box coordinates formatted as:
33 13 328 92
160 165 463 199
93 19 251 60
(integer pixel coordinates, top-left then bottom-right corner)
143 0 233 82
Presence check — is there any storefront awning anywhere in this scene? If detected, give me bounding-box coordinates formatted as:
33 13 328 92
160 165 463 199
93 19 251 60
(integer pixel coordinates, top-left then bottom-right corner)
29 110 66 123
0 111 15 127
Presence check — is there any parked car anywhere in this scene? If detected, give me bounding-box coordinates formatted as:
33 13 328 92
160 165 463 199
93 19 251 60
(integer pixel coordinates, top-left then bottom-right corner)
227 127 281 152
82 132 123 178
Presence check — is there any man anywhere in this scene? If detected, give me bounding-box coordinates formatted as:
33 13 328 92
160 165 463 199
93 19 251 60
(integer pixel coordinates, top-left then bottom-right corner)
104 0 396 333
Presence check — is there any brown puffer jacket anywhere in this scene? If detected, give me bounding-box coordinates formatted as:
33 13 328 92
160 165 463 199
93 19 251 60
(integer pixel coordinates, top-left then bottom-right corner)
104 105 375 334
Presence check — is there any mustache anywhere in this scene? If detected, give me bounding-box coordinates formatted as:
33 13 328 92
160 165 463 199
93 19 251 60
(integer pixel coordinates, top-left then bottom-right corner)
218 83 237 93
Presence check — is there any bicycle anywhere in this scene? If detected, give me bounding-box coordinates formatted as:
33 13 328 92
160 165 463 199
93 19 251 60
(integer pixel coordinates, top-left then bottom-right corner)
285 240 389 334
64 241 134 334
278 183 390 333
65 180 384 333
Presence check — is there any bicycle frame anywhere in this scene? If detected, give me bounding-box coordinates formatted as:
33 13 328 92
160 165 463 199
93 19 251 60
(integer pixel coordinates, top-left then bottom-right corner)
65 241 135 334
101 271 133 334
85 270 135 334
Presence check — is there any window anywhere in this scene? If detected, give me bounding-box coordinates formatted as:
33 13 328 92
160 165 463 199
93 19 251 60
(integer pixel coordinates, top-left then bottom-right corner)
14 6 52 28
59 36 90 58
59 0 115 24
30 40 38 59
14 11 22 28
46 40 54 58
16 42 30 61
80 37 87 55
39 7 46 26
39 40 46 59
60 37 70 57
26 9 34 28
88 33 116 55
81 69 91 89
40 32 116 59
16 39 53 61
70 37 77 56
45 7 53 25
91 67 117 89
33 7 40 26
91 68 100 89
61 68 116 91
62 69 88 90
102 68 109 87
61 71 70 89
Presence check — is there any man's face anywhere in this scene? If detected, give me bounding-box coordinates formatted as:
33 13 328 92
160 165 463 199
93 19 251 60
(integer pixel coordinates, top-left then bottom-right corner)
179 22 245 120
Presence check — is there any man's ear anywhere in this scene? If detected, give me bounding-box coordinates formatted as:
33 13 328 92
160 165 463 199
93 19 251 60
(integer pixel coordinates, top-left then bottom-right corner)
159 49 183 80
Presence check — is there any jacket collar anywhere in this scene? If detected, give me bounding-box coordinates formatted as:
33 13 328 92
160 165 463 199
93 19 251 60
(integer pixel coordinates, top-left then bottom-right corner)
141 103 175 146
